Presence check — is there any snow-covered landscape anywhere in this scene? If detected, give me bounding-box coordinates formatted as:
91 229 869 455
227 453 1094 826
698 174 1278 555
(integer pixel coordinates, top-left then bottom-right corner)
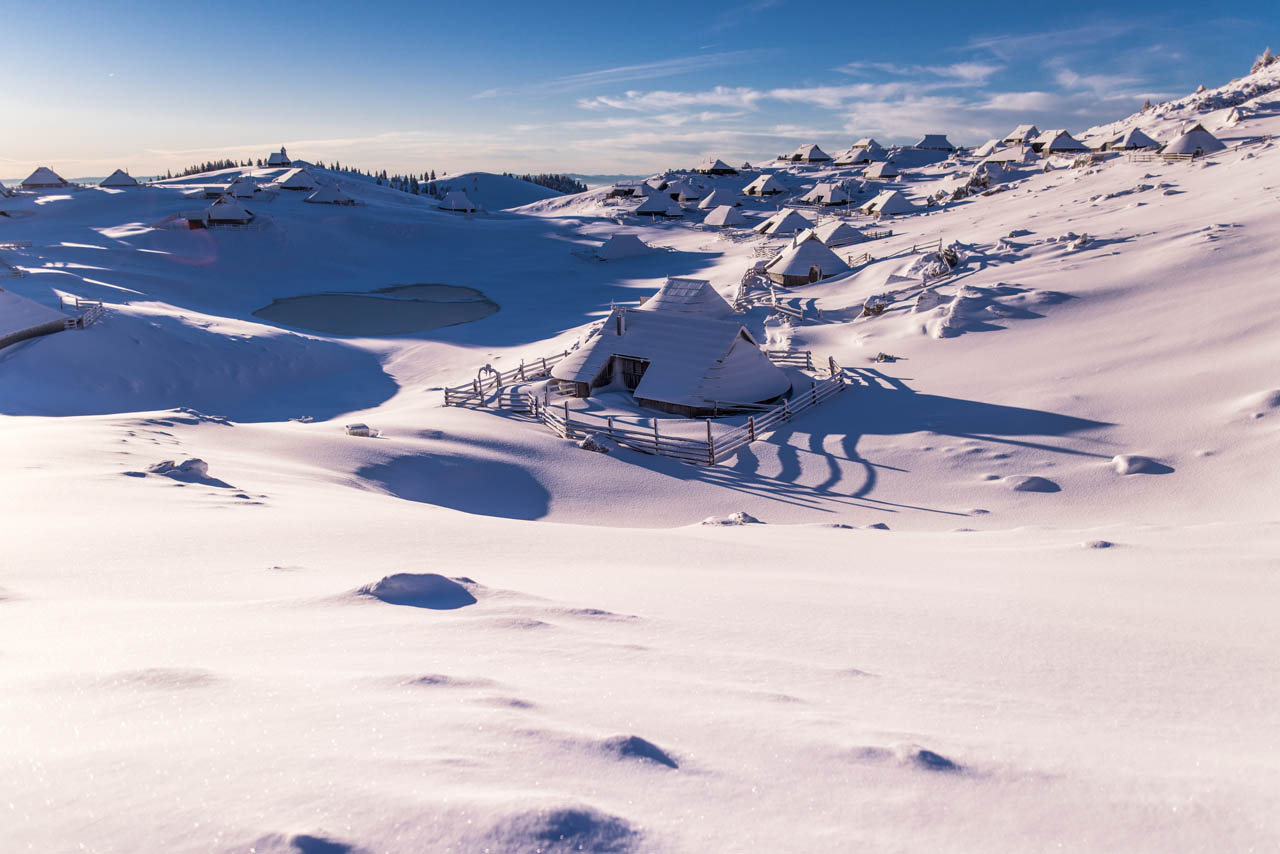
3 21 1279 853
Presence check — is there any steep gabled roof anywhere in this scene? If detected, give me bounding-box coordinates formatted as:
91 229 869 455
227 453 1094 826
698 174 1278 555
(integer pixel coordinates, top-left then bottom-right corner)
21 166 68 187
790 143 832 161
440 189 478 211
703 204 749 227
1003 124 1039 141
863 161 899 178
1036 129 1088 152
304 185 354 204
915 134 955 151
753 209 812 235
697 188 739 209
800 182 851 205
639 277 734 318
742 174 786 194
861 189 917 215
1161 124 1226 155
634 194 682 215
813 220 868 247
274 168 317 189
696 157 736 173
598 233 653 260
765 232 851 280
100 169 138 187
205 197 253 222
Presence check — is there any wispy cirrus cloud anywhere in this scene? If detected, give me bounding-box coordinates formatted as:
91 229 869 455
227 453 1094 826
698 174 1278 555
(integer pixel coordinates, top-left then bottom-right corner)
474 49 772 99
577 86 765 112
836 61 1003 85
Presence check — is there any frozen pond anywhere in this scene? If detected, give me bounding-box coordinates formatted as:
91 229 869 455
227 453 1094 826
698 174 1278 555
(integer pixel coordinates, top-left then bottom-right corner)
253 283 498 335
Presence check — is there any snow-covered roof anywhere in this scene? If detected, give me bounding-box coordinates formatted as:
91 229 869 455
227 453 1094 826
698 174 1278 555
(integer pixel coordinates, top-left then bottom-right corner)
304 185 354 204
228 176 259 197
753 209 812 236
915 134 955 151
1107 128 1161 150
813 220 868 247
1161 123 1226 155
703 204 749 227
666 179 703 200
852 137 884 152
1035 129 1088 152
21 166 68 188
440 190 478 211
834 148 873 165
551 307 789 409
800 183 851 205
639 277 735 318
598 233 653 260
765 232 851 281
266 147 290 166
972 139 1000 158
861 189 917 216
634 194 682 216
1003 124 1040 142
0 287 67 338
696 158 736 173
863 161 899 178
790 143 832 162
205 197 253 222
274 168 317 190
742 174 785 195
100 169 138 187
982 146 1036 164
697 188 738 209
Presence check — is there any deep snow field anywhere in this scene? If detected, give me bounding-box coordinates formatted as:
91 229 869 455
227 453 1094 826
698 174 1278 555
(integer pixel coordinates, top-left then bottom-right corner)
2 65 1279 853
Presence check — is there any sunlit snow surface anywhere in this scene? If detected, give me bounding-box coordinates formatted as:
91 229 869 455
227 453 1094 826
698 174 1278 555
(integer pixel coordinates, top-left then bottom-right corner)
2 67 1280 852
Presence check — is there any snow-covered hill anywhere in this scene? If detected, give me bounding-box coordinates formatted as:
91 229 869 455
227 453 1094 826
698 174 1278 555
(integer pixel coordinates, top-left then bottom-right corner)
2 59 1278 854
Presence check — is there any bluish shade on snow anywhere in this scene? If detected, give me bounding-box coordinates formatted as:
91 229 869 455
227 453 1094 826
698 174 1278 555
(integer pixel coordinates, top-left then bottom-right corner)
356 454 550 520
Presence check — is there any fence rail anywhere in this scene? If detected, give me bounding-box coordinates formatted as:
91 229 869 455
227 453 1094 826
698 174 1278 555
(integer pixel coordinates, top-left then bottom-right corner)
441 347 847 465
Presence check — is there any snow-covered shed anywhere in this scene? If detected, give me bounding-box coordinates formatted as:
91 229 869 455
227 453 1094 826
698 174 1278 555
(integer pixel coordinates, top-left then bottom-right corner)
697 188 739 209
764 231 851 286
1161 123 1226 157
634 194 683 217
834 148 874 165
304 185 355 205
1003 124 1040 144
852 137 886 154
0 287 70 350
266 147 291 167
800 183 851 205
741 174 786 196
753 209 812 236
982 146 1036 165
100 169 138 188
863 161 900 179
813 219 868 248
1033 129 1088 153
915 134 955 151
1104 128 1161 151
274 168 317 191
972 139 1000 158
789 143 832 162
665 179 703 201
22 167 68 189
440 190 478 212
703 205 750 227
860 189 917 217
204 197 254 225
598 234 653 260
549 278 790 416
695 158 738 175
227 176 259 198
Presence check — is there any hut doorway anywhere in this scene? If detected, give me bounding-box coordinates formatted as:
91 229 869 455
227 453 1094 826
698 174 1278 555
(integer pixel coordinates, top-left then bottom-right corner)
615 356 650 390
809 265 822 283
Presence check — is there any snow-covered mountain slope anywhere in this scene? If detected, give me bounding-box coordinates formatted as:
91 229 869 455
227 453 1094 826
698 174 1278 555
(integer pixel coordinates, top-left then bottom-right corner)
2 63 1278 853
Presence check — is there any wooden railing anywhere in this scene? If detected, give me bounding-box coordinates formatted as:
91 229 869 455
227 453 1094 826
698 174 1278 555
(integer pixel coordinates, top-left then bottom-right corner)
441 350 847 466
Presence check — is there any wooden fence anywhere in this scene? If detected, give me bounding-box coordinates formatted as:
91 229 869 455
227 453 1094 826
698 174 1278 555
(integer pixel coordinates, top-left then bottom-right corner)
441 348 845 465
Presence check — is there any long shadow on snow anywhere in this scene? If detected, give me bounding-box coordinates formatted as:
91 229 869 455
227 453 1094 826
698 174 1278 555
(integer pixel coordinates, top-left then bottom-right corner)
0 310 398 422
693 369 1114 516
356 453 549 520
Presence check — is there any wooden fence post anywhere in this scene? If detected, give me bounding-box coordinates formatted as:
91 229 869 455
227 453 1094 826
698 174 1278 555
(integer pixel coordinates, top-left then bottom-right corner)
828 355 837 377
607 416 614 437
541 356 548 374
653 420 659 453
806 351 814 370
518 360 526 381
810 379 817 406
563 401 570 438
706 419 714 466
748 416 756 441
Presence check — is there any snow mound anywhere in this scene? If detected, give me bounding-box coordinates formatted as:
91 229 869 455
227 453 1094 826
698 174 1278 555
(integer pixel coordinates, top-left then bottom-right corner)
358 573 477 609
148 458 207 479
701 511 761 526
1112 454 1174 475
852 744 964 773
1003 475 1061 493
599 735 678 769
240 833 361 854
578 433 620 454
1084 540 1115 549
1238 389 1280 417
483 806 640 853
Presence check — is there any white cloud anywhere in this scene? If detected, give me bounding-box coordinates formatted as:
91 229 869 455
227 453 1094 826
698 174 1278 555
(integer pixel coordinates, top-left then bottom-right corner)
577 86 764 112
475 50 770 99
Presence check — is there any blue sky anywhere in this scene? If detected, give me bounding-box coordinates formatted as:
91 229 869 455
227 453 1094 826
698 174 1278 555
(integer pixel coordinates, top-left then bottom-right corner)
0 0 1273 177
